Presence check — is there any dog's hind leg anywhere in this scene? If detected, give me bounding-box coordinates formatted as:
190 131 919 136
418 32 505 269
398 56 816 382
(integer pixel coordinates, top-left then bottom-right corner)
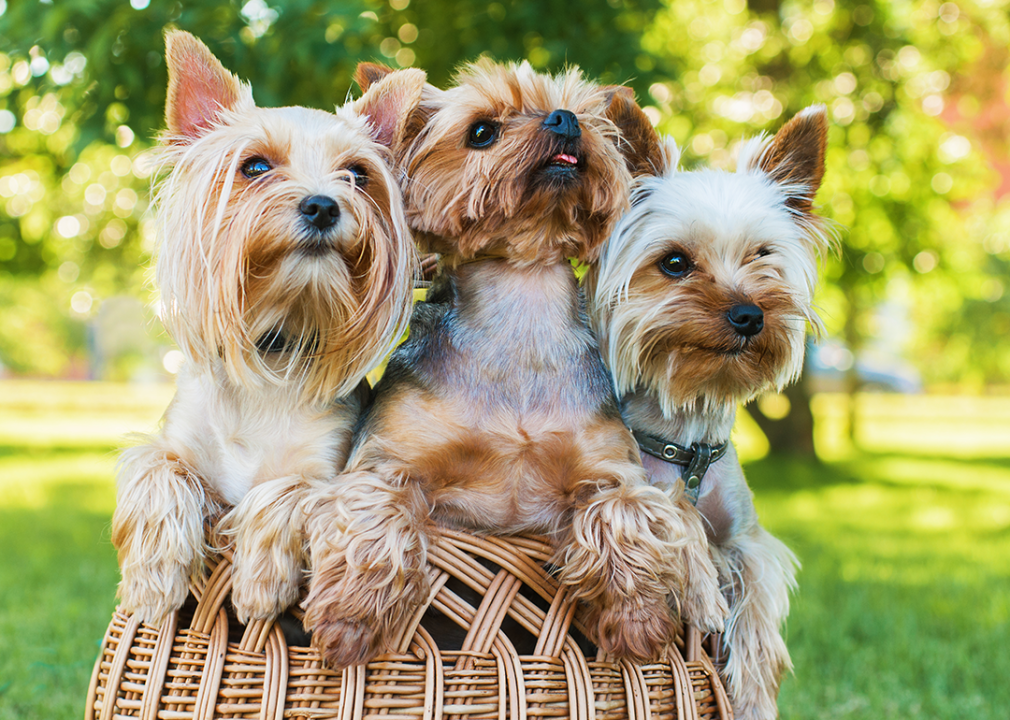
302 468 432 669
713 526 799 720
112 440 215 626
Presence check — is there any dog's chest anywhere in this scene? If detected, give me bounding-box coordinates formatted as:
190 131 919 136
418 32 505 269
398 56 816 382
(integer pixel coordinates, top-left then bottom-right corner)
165 367 354 506
641 450 743 546
442 262 612 410
378 264 627 533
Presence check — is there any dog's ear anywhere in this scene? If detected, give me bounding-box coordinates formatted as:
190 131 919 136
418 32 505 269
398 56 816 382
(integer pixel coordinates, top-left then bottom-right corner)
603 86 665 177
355 62 395 92
164 31 249 143
354 68 428 151
757 105 828 214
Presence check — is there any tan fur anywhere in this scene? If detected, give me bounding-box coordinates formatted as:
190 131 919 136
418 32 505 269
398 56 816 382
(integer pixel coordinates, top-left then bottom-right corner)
588 107 830 719
396 58 659 265
303 62 727 669
111 32 422 626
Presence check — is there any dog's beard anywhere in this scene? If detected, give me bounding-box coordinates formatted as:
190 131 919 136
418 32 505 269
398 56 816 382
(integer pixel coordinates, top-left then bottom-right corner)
602 285 809 415
157 150 412 402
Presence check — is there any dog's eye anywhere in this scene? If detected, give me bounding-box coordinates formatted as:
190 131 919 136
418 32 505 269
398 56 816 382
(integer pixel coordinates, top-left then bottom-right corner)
659 252 693 278
241 157 272 179
467 121 499 148
347 165 368 187
756 247 772 259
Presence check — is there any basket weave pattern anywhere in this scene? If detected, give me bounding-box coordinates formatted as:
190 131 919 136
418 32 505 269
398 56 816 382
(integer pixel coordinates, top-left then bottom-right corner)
86 528 733 720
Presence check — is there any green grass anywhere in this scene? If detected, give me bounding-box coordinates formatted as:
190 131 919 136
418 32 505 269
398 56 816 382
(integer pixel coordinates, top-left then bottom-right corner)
0 381 1008 718
753 453 1010 718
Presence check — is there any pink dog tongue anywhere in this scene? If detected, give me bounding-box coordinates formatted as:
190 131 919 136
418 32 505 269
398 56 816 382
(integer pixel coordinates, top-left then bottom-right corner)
552 153 578 165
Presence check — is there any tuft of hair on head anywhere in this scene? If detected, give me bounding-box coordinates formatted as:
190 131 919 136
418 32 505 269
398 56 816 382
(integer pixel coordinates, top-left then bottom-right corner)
602 86 666 178
163 30 253 144
351 66 428 153
354 62 395 93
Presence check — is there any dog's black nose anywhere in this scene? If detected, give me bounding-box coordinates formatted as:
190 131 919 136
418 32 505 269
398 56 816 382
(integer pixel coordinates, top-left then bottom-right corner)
543 109 581 140
299 195 340 230
727 304 764 337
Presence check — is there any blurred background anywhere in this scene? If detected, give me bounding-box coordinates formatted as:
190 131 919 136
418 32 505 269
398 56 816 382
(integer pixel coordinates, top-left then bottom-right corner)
0 1 1007 718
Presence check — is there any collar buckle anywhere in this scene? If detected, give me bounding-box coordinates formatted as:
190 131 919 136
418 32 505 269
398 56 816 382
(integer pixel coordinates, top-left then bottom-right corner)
634 431 728 506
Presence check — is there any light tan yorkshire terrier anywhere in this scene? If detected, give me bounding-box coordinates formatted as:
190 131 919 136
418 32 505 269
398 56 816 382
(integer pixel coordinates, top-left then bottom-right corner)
111 31 424 627
587 106 831 719
303 59 728 669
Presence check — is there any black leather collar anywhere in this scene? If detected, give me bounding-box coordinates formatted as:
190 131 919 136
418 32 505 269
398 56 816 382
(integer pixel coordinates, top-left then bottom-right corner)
634 431 728 505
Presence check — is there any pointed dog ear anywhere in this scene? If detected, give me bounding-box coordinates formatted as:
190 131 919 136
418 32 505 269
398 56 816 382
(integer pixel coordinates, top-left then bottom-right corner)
603 86 665 177
355 62 395 92
757 105 828 214
353 67 428 151
163 30 250 143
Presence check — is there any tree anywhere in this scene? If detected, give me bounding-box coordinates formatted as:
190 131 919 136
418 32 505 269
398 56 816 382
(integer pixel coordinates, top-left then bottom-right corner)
0 1 1007 446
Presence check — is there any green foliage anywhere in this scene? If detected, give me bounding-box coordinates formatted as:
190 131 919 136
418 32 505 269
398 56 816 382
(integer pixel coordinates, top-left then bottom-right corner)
0 0 1007 384
378 0 662 94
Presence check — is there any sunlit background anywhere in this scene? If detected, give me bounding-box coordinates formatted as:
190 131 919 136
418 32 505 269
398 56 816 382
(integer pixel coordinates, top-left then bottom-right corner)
0 1 1007 719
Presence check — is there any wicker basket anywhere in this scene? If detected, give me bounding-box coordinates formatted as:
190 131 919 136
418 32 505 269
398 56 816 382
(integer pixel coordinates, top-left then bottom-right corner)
85 527 733 720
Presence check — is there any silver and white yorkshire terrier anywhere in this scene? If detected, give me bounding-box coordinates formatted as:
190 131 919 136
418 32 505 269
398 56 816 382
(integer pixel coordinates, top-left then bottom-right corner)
588 106 831 720
111 31 423 627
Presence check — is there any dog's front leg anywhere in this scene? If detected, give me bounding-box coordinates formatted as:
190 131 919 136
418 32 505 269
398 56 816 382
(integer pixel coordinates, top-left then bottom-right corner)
226 475 311 623
302 468 432 669
666 489 735 635
713 526 799 720
112 440 215 626
557 481 721 663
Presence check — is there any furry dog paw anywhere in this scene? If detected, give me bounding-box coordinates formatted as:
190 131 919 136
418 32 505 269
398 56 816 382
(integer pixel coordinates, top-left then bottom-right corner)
682 580 730 635
310 616 385 669
230 550 302 624
302 577 424 669
118 563 190 627
302 547 430 669
593 597 677 663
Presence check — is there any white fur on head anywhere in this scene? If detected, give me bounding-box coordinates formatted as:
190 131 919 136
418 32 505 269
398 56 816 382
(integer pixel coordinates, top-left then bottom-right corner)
589 106 833 414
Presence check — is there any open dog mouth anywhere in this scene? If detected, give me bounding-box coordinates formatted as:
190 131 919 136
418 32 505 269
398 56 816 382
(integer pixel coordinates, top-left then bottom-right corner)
548 152 579 168
541 147 583 175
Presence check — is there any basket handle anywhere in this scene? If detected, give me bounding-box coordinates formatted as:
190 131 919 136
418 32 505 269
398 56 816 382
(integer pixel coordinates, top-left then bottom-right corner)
189 555 234 634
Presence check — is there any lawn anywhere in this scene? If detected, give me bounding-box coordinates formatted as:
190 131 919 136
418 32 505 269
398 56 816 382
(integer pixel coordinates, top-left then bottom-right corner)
0 381 1007 719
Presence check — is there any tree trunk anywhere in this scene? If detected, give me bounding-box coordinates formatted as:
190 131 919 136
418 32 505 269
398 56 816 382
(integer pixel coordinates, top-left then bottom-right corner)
745 379 819 458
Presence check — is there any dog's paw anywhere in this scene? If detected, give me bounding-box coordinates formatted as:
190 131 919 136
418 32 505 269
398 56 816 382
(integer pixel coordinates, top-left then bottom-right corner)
594 598 676 663
682 578 730 635
231 560 301 624
310 616 385 669
119 565 189 627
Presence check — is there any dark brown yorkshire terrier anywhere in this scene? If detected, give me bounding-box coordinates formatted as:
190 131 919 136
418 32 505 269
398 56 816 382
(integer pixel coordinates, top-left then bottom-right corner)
303 59 728 669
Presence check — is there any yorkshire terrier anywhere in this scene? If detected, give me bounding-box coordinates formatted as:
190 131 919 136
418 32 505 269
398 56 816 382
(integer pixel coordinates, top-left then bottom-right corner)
303 59 728 669
587 106 830 719
111 31 424 627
